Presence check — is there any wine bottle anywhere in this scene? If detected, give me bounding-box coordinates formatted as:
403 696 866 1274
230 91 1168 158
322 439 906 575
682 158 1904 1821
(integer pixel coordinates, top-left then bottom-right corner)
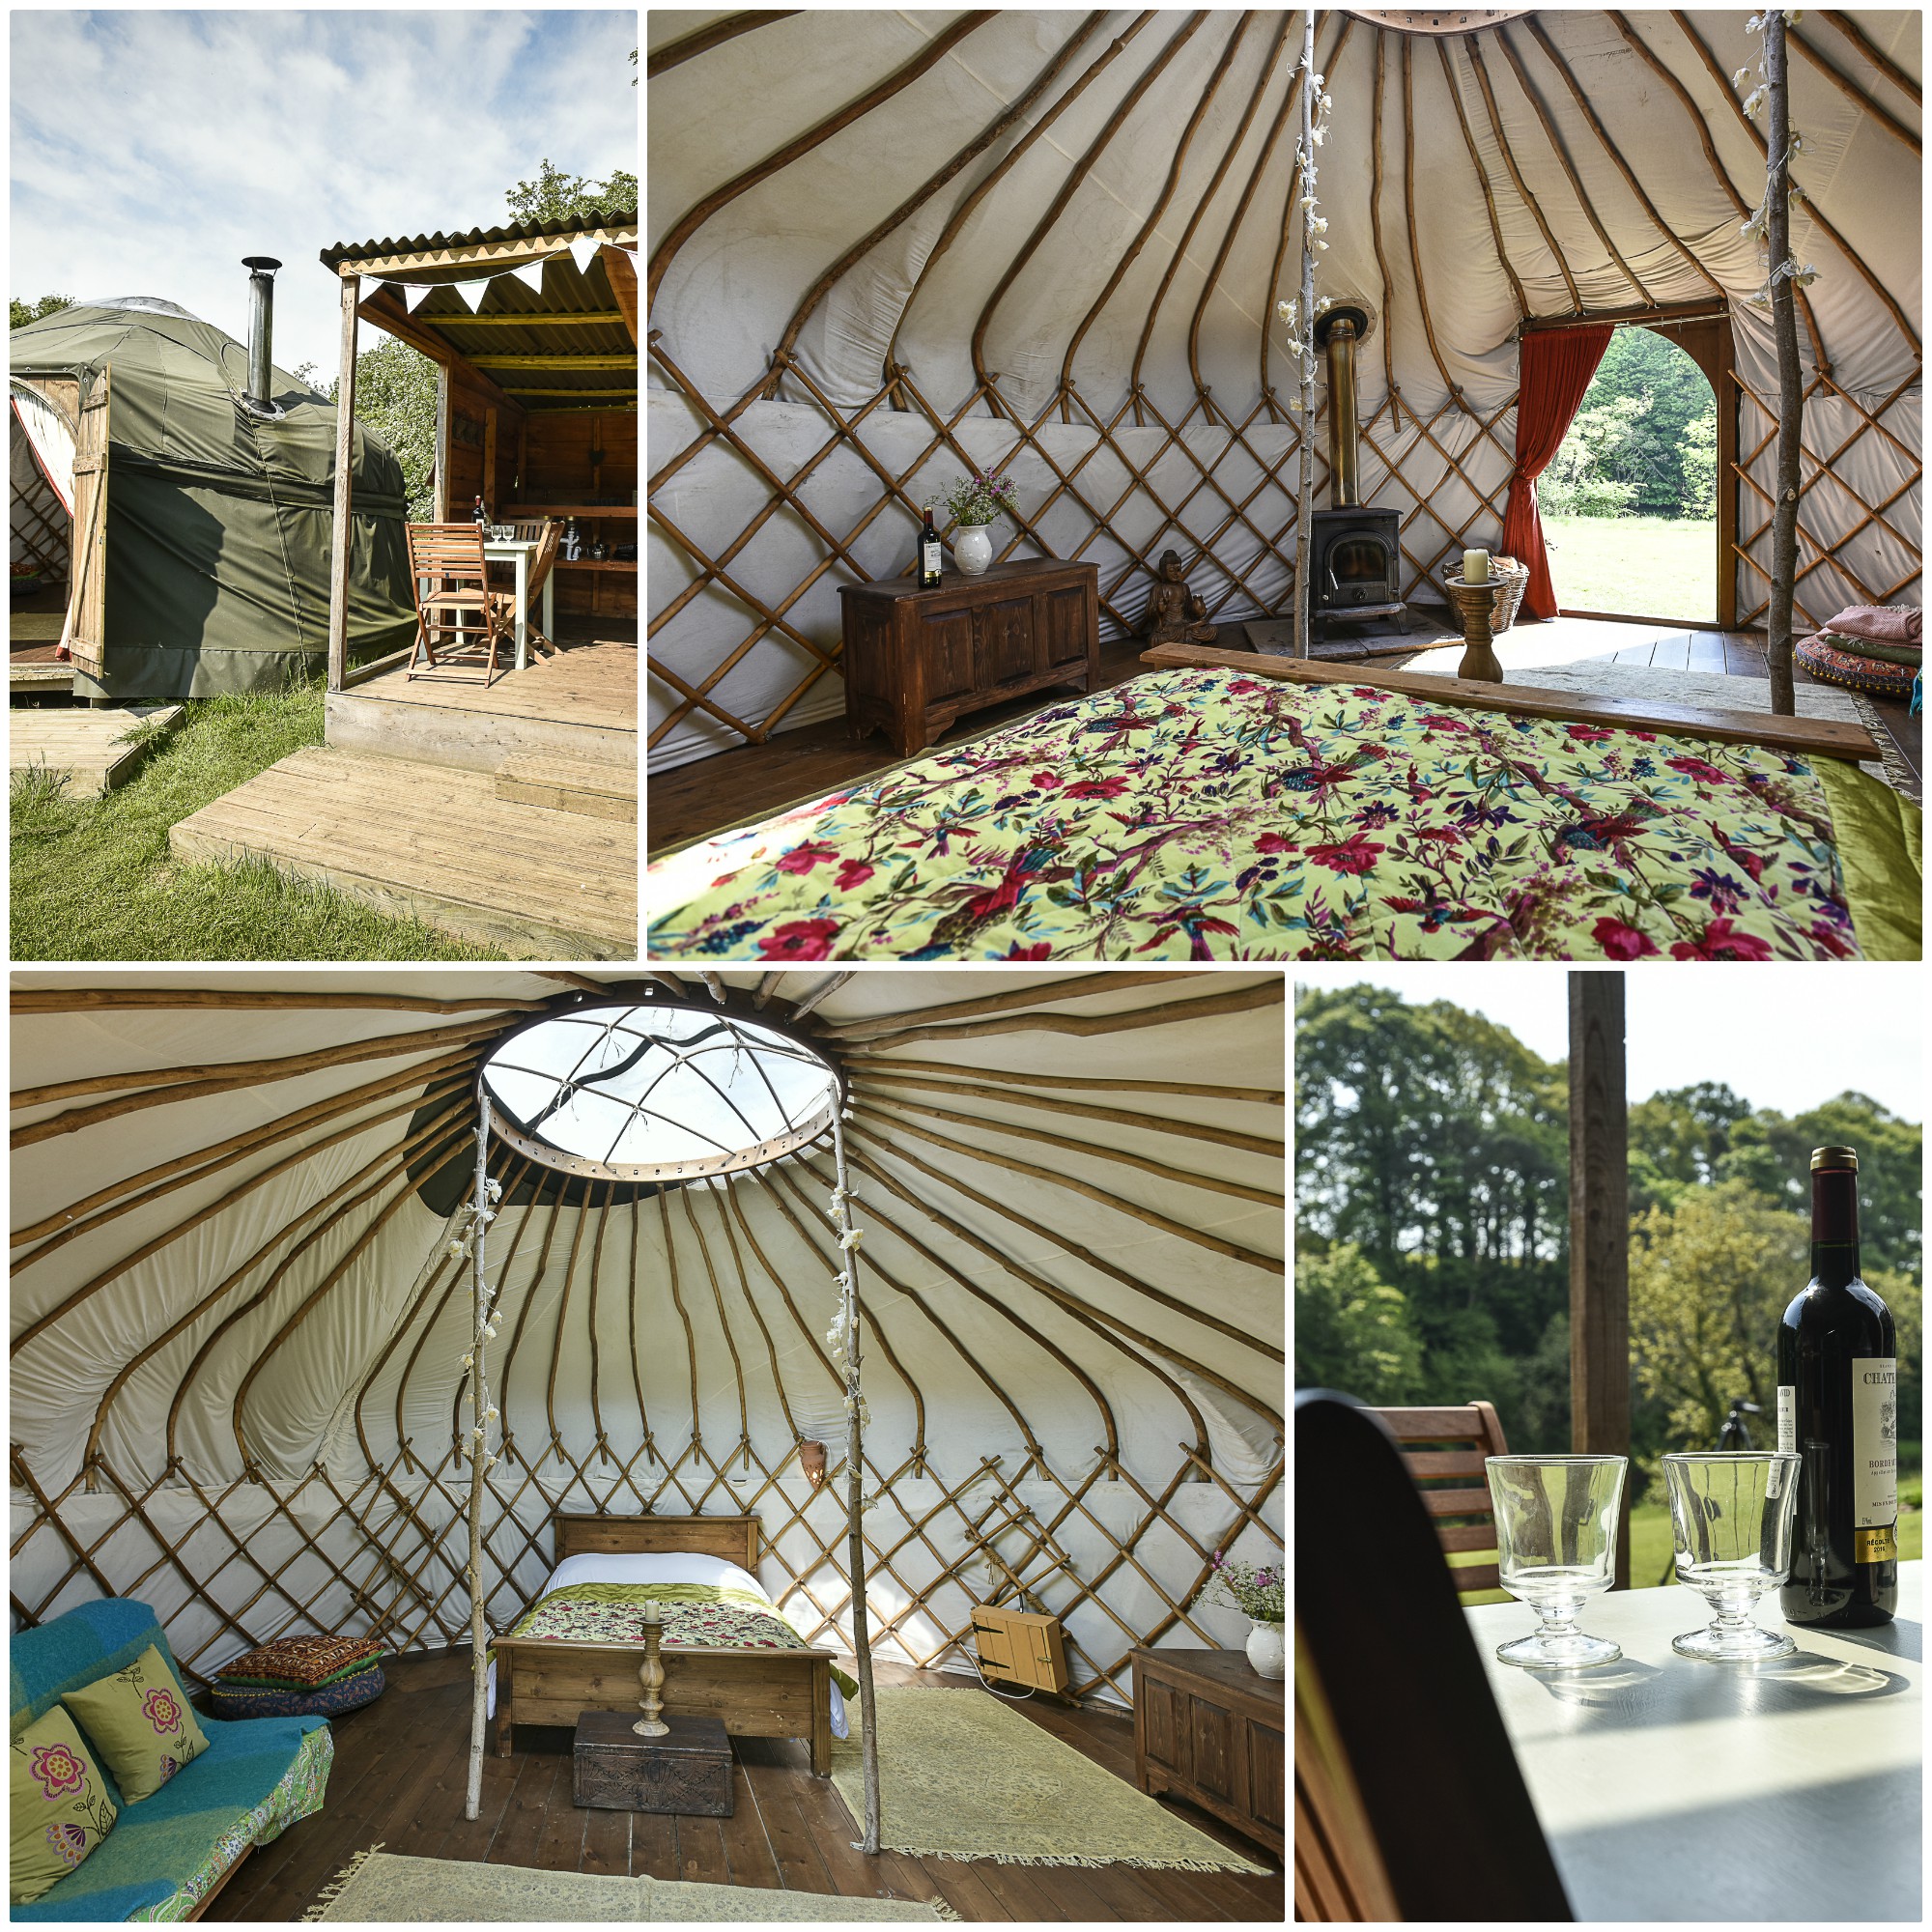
1776 1146 1897 1628
473 494 487 529
919 505 942 589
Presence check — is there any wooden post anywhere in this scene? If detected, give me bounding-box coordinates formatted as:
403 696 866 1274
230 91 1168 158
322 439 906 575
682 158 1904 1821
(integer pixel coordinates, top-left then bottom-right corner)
464 1093 494 1820
434 363 450 523
327 269 359 695
1568 972 1630 1590
1765 12 1802 715
1293 8 1317 658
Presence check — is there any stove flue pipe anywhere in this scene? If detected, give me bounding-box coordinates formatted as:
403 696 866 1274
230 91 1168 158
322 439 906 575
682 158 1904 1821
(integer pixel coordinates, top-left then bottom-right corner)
242 256 282 414
1313 301 1375 512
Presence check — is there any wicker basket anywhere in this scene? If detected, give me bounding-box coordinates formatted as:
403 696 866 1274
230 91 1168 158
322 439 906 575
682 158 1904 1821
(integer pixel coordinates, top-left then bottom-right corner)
1438 554 1529 630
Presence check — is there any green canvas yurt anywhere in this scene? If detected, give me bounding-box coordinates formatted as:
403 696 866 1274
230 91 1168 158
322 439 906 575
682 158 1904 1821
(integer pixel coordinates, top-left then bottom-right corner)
10 295 416 700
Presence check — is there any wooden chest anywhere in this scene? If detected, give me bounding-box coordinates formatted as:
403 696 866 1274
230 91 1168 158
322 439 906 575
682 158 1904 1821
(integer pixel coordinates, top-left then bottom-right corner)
1131 1647 1284 1860
572 1710 733 1816
838 558 1101 758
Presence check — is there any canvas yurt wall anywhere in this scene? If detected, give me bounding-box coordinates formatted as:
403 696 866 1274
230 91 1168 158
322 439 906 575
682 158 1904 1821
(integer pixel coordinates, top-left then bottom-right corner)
10 972 1285 1713
647 8 1921 766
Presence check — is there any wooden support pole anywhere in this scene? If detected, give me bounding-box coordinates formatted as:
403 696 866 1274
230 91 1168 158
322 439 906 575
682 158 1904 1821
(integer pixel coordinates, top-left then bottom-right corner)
1568 972 1630 1592
1765 11 1803 718
327 269 359 695
1294 6 1317 658
466 1093 495 1820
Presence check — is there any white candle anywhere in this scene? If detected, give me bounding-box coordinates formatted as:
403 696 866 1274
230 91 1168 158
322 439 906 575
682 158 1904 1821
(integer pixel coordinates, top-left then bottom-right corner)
643 1598 661 1625
1463 548 1491 585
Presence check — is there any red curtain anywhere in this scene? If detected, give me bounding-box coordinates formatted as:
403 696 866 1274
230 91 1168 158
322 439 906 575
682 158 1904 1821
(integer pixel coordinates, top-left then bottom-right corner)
1500 325 1613 620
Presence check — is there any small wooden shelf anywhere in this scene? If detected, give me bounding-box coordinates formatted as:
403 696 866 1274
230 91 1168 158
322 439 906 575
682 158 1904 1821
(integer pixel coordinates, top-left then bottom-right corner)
554 559 638 574
509 504 638 518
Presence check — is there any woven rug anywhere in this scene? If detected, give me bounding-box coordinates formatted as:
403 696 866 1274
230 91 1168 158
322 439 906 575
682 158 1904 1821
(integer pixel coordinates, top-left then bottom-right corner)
831 1686 1269 1872
305 1849 953 1921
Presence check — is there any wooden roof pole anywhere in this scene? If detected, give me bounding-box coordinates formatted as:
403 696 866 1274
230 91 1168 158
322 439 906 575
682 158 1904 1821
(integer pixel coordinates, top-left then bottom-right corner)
1790 26 1920 154
1369 29 1404 427
600 248 639 347
1401 36 1462 403
327 267 357 695
647 11 801 79
1464 36 1583 312
1605 11 1830 372
1436 38 1528 321
1819 11 1920 105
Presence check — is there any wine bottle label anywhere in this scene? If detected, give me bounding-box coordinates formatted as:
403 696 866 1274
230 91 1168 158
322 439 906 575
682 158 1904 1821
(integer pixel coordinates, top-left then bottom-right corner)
1855 1525 1898 1564
922 539 941 578
1776 1385 1796 1457
1851 1357 1897 1528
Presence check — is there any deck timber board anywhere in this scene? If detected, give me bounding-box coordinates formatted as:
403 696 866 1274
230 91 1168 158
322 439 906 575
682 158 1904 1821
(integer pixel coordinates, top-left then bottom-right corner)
1141 641 1883 762
495 753 637 821
9 704 183 796
169 748 637 958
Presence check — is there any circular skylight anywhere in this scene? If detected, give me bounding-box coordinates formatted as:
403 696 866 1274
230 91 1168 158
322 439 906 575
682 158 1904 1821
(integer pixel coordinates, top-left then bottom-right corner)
478 1001 841 1181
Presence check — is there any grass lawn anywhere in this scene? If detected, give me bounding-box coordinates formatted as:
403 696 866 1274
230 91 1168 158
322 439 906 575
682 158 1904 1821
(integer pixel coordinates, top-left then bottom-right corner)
10 681 503 961
1543 512 1716 623
1450 1470 1922 1608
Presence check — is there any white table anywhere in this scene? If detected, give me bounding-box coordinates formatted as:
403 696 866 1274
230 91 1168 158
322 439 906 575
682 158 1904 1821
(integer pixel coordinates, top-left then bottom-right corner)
481 537 554 672
1467 1563 1921 1920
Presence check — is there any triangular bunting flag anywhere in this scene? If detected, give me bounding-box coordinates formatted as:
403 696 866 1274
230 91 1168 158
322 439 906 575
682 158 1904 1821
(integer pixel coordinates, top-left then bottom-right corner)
403 281 436 314
568 235 600 276
506 257 550 294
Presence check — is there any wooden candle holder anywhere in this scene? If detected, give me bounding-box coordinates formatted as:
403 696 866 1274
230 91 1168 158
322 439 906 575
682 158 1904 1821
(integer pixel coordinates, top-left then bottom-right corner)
1443 575 1507 684
634 1621 669 1738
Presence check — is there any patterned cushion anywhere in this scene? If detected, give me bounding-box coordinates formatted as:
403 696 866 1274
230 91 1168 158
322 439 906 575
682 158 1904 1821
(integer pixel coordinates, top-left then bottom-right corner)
213 1634 384 1689
1795 631 1918 696
207 1662 385 1721
9 1708 117 1904
60 1644 209 1804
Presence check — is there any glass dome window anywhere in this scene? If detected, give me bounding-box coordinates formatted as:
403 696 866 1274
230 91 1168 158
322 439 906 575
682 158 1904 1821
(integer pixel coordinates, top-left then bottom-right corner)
478 1000 840 1181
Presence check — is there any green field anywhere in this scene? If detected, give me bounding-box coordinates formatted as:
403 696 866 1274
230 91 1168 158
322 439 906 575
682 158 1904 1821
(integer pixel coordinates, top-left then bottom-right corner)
1543 512 1716 623
10 681 502 961
1451 1471 1922 1606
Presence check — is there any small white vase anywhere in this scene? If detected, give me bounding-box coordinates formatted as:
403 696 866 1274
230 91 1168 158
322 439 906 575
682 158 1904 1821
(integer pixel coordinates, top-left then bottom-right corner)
953 525 994 576
1245 1618 1285 1680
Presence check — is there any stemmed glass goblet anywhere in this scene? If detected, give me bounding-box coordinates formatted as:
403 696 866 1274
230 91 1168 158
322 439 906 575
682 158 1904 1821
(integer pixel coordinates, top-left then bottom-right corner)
1662 1451 1802 1662
1485 1454 1628 1670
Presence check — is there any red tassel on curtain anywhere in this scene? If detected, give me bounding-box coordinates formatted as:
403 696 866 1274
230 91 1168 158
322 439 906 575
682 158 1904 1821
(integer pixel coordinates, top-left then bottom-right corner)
1500 325 1614 620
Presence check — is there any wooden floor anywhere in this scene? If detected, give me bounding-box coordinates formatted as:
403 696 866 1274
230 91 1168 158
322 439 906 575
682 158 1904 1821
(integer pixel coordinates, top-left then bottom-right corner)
9 703 182 795
649 613 1920 850
169 749 638 959
208 1651 1281 1922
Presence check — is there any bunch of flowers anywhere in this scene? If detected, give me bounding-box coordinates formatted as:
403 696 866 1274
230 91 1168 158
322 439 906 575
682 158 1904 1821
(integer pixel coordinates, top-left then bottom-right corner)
1736 13 1820 300
942 469 1016 528
1198 1549 1284 1624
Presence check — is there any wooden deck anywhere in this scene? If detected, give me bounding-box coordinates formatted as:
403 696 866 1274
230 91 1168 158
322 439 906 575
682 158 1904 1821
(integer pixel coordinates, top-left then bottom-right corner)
328 640 637 776
205 1650 1282 1922
169 749 637 959
9 704 183 795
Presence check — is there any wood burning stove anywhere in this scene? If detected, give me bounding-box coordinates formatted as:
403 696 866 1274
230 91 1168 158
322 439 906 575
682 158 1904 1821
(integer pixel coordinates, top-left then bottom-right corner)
1306 302 1406 646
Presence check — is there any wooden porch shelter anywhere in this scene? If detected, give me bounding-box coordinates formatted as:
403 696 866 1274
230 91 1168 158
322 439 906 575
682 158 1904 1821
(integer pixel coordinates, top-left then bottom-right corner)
319 211 640 695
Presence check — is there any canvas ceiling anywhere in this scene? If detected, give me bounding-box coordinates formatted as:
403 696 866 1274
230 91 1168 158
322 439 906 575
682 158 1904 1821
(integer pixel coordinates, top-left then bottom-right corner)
647 8 1921 766
11 970 1285 1709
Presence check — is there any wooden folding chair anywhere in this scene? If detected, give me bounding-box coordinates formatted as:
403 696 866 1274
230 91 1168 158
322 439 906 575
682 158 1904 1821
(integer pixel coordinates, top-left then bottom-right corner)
1369 1402 1512 1602
494 519 562 660
406 522 513 685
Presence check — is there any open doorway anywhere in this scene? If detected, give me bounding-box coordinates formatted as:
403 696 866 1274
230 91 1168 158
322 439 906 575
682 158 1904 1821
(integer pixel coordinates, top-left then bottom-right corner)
1536 317 1736 628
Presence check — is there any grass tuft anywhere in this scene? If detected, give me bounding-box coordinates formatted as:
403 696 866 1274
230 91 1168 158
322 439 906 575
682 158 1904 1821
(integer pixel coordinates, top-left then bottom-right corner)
10 678 503 961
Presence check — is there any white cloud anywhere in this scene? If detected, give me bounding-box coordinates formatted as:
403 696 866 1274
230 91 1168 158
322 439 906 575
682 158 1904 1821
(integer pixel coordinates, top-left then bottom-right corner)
10 9 639 373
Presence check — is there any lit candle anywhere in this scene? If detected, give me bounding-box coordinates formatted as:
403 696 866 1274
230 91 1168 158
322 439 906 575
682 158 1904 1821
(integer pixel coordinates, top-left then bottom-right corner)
1463 548 1491 585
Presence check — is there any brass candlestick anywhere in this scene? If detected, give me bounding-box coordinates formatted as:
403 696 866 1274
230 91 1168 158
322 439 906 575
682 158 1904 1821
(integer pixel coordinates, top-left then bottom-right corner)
634 1619 669 1738
1443 574 1506 684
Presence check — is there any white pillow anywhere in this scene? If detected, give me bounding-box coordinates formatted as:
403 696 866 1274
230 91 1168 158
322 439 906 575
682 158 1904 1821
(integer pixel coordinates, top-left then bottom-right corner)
540 1548 767 1602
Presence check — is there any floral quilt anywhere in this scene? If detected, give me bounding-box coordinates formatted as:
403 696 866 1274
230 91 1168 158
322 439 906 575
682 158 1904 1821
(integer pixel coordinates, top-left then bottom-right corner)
647 666 1871 961
500 1583 858 1696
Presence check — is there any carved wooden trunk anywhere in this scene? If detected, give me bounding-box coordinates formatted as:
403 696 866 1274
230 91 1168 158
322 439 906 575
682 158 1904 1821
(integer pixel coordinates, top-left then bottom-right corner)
838 558 1101 758
572 1709 734 1816
1131 1647 1284 1859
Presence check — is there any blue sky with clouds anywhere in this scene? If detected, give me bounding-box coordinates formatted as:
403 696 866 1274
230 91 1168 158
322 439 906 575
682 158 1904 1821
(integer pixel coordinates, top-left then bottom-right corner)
11 9 638 373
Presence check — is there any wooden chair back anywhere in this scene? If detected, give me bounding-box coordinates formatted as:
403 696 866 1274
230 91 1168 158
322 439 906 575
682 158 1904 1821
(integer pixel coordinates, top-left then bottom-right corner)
1370 1401 1510 1599
1294 1391 1572 1921
508 519 548 543
407 521 491 596
525 519 561 599
405 522 506 682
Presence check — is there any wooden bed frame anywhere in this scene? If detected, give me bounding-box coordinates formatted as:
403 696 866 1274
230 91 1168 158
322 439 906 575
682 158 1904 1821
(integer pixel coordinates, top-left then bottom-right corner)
489 1513 838 1775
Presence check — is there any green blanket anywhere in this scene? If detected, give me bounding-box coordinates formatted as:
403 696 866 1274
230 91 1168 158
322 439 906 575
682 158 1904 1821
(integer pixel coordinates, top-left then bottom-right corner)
648 665 1920 961
500 1584 858 1698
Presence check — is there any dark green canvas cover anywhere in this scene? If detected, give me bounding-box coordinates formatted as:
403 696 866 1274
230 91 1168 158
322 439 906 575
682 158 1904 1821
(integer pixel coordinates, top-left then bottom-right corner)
11 298 416 699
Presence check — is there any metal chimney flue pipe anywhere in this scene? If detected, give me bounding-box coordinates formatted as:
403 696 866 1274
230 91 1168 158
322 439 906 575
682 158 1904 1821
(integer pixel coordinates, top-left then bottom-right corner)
1322 317 1361 510
242 256 282 412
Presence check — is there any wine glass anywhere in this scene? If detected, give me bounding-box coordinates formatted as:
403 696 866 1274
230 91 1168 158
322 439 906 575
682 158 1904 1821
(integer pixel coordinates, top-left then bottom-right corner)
1485 1454 1628 1669
1662 1451 1802 1662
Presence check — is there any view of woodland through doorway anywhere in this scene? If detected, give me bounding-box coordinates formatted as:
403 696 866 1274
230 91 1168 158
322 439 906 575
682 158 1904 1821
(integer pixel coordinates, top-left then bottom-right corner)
1537 325 1721 625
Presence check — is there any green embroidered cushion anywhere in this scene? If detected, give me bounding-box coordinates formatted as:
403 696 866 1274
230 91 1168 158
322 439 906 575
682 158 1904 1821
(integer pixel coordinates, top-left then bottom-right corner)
60 1642 210 1804
9 1706 118 1903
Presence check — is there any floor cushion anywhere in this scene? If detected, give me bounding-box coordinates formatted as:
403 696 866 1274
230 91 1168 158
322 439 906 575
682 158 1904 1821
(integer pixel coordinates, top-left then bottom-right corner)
1795 631 1919 696
62 1643 209 1804
213 1634 384 1690
10 1709 118 1904
207 1662 385 1722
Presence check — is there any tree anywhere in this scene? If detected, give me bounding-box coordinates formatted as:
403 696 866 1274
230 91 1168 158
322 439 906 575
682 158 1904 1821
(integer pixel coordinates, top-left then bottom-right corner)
11 294 73 330
506 159 638 226
1293 1242 1424 1404
1679 405 1718 519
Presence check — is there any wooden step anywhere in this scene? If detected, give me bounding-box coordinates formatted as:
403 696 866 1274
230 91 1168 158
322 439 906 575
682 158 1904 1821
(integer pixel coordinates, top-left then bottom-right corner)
169 748 638 959
10 704 183 796
495 753 636 821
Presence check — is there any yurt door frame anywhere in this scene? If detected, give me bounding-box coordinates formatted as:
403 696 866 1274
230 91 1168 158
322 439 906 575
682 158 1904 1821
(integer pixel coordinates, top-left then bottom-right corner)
63 369 112 680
